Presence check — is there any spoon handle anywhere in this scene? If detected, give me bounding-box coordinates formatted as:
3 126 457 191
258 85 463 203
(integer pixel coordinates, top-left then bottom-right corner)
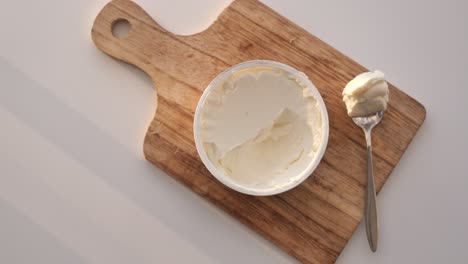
364 129 378 252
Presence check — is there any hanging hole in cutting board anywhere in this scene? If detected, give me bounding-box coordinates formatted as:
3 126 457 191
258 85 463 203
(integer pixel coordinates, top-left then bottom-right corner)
112 19 131 39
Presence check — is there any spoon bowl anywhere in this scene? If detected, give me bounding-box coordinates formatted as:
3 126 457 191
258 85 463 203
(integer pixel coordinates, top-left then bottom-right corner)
352 110 384 130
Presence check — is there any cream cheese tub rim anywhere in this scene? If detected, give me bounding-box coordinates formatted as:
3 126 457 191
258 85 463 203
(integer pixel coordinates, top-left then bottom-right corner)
193 60 329 196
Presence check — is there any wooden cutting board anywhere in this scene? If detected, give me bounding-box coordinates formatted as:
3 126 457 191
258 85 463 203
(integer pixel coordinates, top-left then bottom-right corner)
91 0 426 263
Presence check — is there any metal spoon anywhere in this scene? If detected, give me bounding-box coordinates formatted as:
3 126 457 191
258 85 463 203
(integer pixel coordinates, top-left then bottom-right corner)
352 110 384 252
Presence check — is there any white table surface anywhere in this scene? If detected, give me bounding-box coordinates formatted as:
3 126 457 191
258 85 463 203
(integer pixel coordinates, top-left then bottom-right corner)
1 0 467 263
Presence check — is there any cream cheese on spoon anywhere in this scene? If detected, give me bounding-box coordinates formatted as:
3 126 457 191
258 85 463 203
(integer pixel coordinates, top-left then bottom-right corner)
342 70 389 117
198 66 324 190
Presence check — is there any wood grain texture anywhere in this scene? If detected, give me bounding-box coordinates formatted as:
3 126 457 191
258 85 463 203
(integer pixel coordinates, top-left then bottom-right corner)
91 0 426 263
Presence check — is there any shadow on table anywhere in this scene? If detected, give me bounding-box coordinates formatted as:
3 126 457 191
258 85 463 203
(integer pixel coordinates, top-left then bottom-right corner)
0 58 293 264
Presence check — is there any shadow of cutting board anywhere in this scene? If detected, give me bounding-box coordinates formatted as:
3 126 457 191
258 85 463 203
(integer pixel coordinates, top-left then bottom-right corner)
91 0 426 263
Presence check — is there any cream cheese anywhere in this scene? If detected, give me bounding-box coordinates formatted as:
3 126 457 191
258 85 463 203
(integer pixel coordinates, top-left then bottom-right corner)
342 70 389 117
198 66 323 189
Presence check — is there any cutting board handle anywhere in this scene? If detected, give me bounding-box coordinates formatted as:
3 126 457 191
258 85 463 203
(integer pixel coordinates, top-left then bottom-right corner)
91 0 176 76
